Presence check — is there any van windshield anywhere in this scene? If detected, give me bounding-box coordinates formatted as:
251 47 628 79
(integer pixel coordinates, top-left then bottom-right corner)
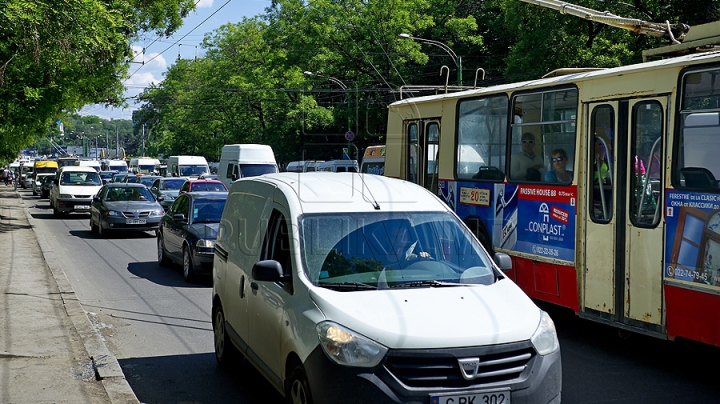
60 172 102 186
300 212 497 290
180 165 208 176
239 164 277 178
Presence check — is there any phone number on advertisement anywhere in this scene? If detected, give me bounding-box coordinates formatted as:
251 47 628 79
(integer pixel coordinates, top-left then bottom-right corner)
532 245 559 257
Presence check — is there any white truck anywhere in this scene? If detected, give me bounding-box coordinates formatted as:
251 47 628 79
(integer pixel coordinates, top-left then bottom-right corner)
218 144 278 189
167 155 210 178
129 158 161 174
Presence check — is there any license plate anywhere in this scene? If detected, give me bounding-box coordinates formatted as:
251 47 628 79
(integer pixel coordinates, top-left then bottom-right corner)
75 205 90 210
126 219 147 225
431 389 511 404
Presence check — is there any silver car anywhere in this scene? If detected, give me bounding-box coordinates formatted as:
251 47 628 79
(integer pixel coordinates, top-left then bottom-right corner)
89 183 164 237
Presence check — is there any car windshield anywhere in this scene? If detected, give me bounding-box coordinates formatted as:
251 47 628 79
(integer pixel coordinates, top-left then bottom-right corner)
192 199 227 223
300 211 497 290
239 164 277 178
140 177 158 187
191 182 226 192
105 187 155 202
180 165 208 176
59 171 102 186
126 176 140 183
99 172 114 179
161 179 186 190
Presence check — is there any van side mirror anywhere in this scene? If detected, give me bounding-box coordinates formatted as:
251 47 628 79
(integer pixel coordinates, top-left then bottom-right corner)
252 260 291 282
493 253 513 272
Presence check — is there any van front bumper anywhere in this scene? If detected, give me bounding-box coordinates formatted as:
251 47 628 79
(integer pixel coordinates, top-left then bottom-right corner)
56 198 93 213
303 341 561 404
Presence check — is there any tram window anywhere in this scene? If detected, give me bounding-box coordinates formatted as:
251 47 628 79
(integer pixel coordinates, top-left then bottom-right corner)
456 95 508 181
509 89 578 183
590 105 614 222
676 69 720 191
630 101 663 227
408 123 419 184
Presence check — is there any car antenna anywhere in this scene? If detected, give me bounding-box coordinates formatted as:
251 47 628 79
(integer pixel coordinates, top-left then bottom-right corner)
357 172 381 210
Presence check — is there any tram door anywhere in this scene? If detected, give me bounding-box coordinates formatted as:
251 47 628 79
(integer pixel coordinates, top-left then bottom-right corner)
583 98 666 331
406 119 440 194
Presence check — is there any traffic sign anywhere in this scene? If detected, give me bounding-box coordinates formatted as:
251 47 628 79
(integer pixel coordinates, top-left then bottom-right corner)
345 131 355 141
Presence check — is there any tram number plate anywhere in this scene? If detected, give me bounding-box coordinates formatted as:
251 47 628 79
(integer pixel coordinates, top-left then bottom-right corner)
75 205 90 210
431 389 510 404
126 219 146 225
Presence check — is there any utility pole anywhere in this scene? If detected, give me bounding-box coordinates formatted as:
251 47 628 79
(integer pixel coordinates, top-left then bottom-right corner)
116 127 119 159
142 123 146 157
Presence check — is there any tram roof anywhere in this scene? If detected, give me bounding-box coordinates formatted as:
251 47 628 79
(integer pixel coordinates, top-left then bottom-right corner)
388 49 720 108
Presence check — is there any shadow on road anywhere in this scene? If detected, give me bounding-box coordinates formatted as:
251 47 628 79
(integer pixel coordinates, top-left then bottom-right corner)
127 261 211 287
68 229 156 240
120 353 281 404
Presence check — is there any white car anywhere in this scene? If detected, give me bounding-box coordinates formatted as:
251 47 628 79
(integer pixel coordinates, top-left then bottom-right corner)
49 166 103 216
212 173 562 404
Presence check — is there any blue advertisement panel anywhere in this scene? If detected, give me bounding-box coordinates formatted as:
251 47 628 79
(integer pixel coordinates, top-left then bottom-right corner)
439 181 577 262
665 190 720 287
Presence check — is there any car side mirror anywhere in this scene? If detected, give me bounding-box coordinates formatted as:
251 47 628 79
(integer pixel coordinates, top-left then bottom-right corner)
252 260 291 282
92 196 100 202
172 213 186 221
156 196 164 202
152 186 158 191
493 252 513 272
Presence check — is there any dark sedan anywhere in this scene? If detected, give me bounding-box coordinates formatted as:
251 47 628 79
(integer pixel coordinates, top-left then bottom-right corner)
149 177 188 209
90 183 165 237
157 191 228 282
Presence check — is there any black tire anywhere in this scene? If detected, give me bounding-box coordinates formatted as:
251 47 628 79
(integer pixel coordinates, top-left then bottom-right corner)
90 218 97 234
213 303 240 369
52 203 60 218
97 221 107 238
157 233 171 267
286 365 314 404
183 246 196 283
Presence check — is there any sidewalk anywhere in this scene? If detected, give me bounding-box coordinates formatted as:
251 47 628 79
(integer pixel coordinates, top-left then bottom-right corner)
0 187 138 403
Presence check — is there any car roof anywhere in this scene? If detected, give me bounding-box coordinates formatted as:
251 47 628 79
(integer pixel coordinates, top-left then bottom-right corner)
107 183 147 188
230 172 446 214
183 191 229 199
58 166 98 173
187 179 222 183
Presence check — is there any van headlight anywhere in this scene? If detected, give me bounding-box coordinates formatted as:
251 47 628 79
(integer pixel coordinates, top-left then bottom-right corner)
317 321 388 367
531 311 559 356
196 239 215 248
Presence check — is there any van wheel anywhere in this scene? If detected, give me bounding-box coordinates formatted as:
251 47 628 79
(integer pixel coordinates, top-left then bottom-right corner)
213 304 239 369
157 234 170 267
287 365 314 404
183 247 196 283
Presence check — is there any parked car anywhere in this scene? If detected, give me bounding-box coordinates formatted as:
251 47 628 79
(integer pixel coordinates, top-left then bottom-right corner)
40 174 55 198
89 183 164 237
98 171 115 184
211 173 561 404
157 191 228 282
150 177 188 209
179 179 227 193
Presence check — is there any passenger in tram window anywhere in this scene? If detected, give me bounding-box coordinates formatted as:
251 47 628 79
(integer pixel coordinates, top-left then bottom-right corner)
593 135 611 184
545 148 573 184
510 132 544 181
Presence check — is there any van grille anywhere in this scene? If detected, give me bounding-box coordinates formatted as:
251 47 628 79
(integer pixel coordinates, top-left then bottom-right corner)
383 343 535 389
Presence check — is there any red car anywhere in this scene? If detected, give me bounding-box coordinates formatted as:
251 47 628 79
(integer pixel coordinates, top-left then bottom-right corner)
179 179 228 193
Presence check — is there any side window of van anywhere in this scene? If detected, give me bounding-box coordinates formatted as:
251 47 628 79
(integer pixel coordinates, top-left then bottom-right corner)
219 192 267 255
261 209 293 293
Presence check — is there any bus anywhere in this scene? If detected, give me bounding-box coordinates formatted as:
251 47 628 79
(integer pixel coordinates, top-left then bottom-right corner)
385 25 720 348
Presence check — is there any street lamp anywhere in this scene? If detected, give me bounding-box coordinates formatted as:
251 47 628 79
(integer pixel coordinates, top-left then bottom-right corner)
399 33 462 86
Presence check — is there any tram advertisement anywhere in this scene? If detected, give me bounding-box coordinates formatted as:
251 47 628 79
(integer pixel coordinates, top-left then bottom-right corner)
665 190 720 287
440 182 577 262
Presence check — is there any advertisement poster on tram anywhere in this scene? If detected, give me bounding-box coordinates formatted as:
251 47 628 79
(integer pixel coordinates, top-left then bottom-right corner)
440 182 577 262
665 191 720 287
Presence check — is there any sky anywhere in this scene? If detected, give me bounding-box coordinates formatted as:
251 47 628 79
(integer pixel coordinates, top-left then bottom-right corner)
78 0 271 121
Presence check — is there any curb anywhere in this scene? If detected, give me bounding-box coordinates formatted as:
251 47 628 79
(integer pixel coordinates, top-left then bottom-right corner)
19 191 140 404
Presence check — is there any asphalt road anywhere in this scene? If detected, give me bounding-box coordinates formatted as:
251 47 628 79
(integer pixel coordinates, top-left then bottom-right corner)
19 188 720 404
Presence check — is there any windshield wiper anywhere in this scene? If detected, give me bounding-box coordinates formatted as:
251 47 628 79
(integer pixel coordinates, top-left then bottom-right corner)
390 280 464 289
318 282 377 290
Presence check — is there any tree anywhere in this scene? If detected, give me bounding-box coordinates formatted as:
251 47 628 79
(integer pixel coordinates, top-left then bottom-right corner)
0 0 197 160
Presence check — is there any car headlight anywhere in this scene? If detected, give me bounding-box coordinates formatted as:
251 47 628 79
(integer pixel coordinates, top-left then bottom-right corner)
149 209 164 217
106 210 123 216
316 321 388 367
196 239 216 248
59 194 73 199
531 310 560 356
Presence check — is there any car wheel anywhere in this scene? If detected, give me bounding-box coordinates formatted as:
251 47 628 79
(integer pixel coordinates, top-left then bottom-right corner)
157 233 170 267
90 217 97 234
213 303 240 369
97 221 107 238
287 365 314 404
183 246 196 283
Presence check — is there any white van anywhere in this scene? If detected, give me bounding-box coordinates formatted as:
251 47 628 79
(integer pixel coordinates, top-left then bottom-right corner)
129 158 161 174
218 144 278 189
211 173 561 404
167 155 210 178
360 145 386 175
286 160 325 173
107 159 128 173
49 166 103 216
316 159 359 172
74 159 102 172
